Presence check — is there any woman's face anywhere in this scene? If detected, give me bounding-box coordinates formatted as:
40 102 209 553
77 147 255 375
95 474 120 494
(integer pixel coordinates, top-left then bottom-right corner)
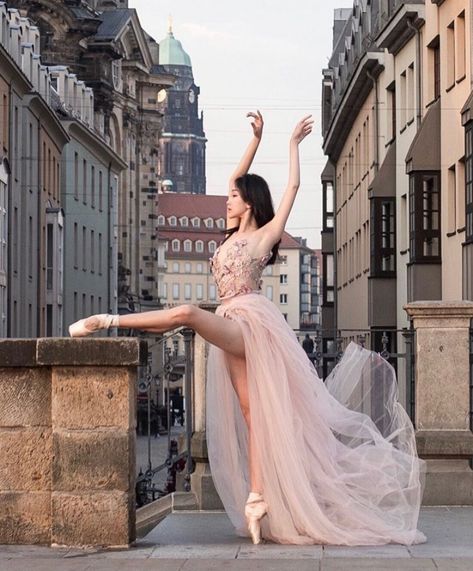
227 187 250 222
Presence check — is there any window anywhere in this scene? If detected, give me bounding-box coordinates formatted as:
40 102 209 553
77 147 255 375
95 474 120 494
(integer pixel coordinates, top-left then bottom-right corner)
82 225 86 271
172 261 179 272
91 230 95 273
447 165 457 234
196 283 204 300
180 216 188 226
185 262 191 273
217 218 225 229
266 285 273 301
209 283 216 300
205 218 214 228
447 21 455 89
184 283 192 300
466 125 473 241
208 240 217 253
192 217 200 227
323 254 334 304
428 36 440 102
74 223 78 268
91 165 95 208
400 70 406 127
196 262 203 273
184 239 192 252
83 159 87 204
323 181 334 230
457 12 466 81
407 64 414 124
74 152 79 199
172 283 180 300
169 216 177 226
409 172 441 261
280 293 288 304
370 198 396 276
98 170 103 211
196 240 204 253
279 255 287 265
158 215 165 225
172 239 180 252
98 233 103 275
280 274 288 284
161 282 168 299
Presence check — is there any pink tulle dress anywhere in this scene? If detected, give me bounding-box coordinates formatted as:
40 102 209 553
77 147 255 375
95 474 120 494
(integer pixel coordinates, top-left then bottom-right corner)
207 238 426 546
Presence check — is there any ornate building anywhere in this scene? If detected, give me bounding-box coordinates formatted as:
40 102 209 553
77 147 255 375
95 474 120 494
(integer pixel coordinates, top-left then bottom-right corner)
10 0 176 313
156 22 206 194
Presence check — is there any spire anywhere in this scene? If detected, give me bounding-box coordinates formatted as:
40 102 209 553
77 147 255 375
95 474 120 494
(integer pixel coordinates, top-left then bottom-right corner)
168 14 173 36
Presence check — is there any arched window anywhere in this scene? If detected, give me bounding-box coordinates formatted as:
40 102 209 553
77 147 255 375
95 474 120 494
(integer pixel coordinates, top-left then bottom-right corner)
172 239 180 252
208 240 217 253
180 216 188 226
216 218 225 229
184 239 192 252
157 215 165 226
196 240 204 253
192 217 200 227
205 217 214 228
169 216 177 226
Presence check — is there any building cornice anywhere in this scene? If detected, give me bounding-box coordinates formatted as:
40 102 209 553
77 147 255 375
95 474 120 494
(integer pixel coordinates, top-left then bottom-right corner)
63 119 128 172
376 3 425 55
23 93 70 147
0 44 31 95
323 51 384 162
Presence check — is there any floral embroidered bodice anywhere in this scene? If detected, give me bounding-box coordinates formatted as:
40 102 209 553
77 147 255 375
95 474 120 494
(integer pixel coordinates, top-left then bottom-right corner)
210 238 271 301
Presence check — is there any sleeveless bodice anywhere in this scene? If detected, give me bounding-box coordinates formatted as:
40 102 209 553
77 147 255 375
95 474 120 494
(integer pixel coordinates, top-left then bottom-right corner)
209 238 271 301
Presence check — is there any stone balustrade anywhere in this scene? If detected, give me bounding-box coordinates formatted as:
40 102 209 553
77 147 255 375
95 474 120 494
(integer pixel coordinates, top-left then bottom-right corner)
0 337 147 547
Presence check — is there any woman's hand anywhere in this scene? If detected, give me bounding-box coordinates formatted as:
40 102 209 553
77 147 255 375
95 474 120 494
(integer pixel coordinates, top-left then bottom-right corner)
291 115 314 144
247 110 264 139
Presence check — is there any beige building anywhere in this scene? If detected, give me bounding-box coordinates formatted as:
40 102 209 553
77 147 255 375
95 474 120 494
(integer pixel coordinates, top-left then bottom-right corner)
157 193 320 330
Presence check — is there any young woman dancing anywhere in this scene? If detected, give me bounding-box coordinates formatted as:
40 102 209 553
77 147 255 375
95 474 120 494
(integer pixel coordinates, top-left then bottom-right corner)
69 112 426 546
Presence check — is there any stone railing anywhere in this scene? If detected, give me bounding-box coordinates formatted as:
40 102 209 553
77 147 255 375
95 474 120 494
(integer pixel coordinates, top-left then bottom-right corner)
0 337 147 547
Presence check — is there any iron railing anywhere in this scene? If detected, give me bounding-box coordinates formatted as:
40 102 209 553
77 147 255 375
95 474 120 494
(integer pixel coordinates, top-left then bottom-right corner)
295 328 416 424
135 328 195 507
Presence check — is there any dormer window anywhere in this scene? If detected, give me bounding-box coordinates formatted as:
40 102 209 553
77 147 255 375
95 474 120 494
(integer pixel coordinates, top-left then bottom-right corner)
184 239 192 252
208 240 217 253
196 240 204 253
172 239 180 252
169 216 177 226
180 216 188 226
216 218 225 229
157 215 165 226
192 217 200 227
205 218 214 228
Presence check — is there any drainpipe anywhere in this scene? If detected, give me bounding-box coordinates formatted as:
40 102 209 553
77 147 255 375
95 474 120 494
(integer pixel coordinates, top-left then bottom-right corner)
107 161 112 331
367 70 379 173
407 18 423 128
37 120 41 337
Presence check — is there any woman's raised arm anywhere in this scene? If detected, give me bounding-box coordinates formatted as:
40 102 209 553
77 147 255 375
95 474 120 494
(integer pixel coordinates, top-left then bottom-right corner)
228 110 264 189
263 115 313 244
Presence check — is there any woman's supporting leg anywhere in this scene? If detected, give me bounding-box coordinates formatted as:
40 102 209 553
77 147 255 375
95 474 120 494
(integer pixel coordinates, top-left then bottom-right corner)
225 352 263 494
82 305 246 359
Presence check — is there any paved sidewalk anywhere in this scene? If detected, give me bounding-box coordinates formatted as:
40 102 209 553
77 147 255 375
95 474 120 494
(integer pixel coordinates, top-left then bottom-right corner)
0 507 472 570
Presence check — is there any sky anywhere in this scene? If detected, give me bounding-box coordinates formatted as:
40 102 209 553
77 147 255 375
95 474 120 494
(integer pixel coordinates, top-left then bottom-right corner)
129 0 354 249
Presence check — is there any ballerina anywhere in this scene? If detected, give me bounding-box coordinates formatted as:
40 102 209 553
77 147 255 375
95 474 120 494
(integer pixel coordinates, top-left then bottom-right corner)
69 111 425 546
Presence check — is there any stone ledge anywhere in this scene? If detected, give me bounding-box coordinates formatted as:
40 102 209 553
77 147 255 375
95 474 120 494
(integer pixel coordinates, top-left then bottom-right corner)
0 338 148 367
416 430 473 458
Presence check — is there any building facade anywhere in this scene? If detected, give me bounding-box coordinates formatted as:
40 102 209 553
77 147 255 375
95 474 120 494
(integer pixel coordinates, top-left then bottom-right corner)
156 23 206 195
156 193 320 330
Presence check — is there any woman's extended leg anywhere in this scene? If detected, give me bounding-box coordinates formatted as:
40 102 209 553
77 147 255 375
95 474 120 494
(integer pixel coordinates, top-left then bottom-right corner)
225 352 263 494
77 305 246 359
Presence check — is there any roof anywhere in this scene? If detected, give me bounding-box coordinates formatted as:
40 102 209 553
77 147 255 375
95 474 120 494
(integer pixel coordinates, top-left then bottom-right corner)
406 99 440 173
157 192 307 250
158 30 192 67
95 9 131 40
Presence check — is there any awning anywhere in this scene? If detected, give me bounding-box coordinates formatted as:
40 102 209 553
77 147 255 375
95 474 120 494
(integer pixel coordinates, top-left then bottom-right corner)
461 90 473 126
368 141 396 198
405 99 440 173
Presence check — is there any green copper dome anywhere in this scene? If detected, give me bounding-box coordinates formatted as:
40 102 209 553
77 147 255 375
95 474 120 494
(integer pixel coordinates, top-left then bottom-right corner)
159 27 192 67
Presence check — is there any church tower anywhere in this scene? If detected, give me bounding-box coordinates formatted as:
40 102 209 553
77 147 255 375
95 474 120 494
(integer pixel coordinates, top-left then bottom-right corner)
157 20 206 194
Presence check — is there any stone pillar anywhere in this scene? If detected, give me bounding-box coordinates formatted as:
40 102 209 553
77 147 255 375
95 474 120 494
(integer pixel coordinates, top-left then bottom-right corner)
0 337 147 546
404 301 473 505
190 302 224 510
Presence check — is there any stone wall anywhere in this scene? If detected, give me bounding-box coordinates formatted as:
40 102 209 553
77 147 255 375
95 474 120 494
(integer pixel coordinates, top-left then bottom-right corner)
0 338 146 547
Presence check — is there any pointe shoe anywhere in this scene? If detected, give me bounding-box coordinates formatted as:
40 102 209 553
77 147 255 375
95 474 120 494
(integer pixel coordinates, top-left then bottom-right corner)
245 492 268 545
68 314 118 337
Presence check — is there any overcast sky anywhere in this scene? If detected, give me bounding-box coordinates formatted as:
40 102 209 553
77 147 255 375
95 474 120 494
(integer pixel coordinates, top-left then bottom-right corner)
129 0 354 249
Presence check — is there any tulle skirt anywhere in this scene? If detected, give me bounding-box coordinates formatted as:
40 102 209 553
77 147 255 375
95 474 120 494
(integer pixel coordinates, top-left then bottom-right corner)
206 293 426 546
